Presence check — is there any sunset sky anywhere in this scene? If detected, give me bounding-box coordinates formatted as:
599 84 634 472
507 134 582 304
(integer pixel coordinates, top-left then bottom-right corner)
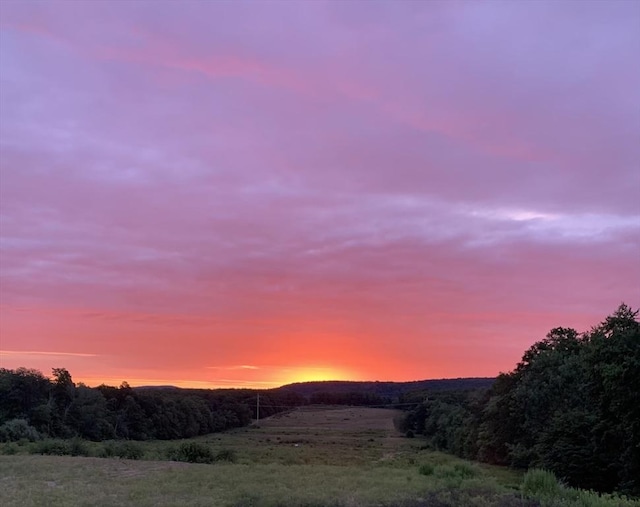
1 0 639 389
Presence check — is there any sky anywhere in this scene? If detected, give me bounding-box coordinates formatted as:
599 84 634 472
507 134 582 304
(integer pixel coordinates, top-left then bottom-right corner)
0 0 639 389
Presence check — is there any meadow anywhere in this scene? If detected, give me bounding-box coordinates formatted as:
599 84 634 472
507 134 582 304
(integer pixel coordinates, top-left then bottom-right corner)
0 407 637 507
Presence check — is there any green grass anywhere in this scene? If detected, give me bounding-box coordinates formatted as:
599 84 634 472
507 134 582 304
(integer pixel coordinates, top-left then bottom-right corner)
0 455 528 507
521 469 639 507
0 407 636 507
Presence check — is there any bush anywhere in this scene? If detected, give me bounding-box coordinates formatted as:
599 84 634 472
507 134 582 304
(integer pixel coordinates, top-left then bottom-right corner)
0 419 41 442
118 442 144 460
167 442 235 464
431 462 479 484
68 438 90 456
522 469 561 498
393 413 409 432
1 443 18 455
102 441 144 460
101 441 117 457
522 468 638 507
31 439 70 456
418 463 435 476
168 442 215 464
453 462 478 479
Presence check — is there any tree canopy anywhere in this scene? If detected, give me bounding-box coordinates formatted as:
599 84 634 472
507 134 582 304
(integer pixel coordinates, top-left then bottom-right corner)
401 304 639 496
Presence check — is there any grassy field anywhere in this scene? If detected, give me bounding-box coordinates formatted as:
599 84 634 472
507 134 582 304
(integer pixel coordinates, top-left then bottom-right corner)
1 407 635 507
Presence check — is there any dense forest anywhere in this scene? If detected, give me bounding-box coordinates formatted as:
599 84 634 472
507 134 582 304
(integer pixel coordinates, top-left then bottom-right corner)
0 371 253 441
399 304 639 497
0 374 494 443
0 370 314 441
277 377 495 401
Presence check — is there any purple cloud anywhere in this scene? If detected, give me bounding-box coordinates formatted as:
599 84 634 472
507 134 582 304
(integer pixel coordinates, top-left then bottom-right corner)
1 0 638 386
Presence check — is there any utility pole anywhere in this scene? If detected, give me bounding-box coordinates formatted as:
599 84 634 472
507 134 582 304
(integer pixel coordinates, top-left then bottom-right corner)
256 393 260 424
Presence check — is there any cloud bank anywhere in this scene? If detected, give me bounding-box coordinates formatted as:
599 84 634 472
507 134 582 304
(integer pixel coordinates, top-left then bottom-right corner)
1 0 638 386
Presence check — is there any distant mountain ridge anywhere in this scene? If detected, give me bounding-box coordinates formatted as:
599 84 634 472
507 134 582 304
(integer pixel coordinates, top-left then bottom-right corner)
273 377 495 400
132 377 495 397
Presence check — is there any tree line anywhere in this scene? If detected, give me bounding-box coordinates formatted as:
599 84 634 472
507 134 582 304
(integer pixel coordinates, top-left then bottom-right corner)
0 368 409 442
0 369 307 441
399 304 639 497
0 371 497 443
277 378 495 400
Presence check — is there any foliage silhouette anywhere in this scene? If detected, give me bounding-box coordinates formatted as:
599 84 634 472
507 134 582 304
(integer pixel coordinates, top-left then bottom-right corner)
402 304 639 496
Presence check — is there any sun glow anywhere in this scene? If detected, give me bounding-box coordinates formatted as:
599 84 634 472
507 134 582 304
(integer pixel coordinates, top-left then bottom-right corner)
72 366 360 390
280 366 357 385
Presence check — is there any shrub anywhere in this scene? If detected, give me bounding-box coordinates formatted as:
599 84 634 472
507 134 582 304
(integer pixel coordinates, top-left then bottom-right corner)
117 442 144 460
101 441 144 460
522 468 638 507
1 443 18 455
393 413 409 432
101 441 117 457
0 419 41 442
453 462 478 479
68 438 91 456
521 469 561 498
418 463 435 476
169 442 215 464
31 439 70 456
405 430 415 438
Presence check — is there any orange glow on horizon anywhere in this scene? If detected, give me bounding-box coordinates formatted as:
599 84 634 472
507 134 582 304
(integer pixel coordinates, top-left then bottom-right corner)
277 366 360 386
73 375 284 390
72 365 361 390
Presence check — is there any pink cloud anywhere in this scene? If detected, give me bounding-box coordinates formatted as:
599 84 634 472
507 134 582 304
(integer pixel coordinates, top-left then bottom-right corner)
1 0 638 387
